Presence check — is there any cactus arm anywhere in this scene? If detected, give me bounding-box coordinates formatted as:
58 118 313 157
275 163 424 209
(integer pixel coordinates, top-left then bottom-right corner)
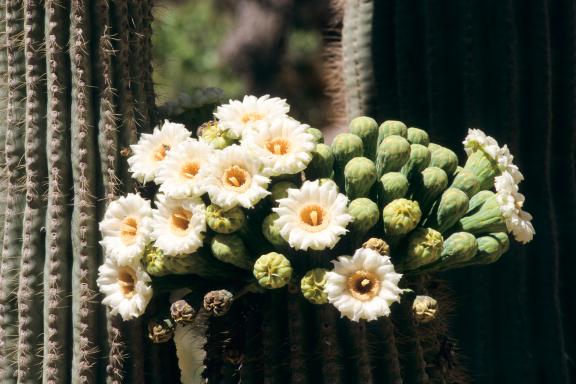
262 290 288 384
43 2 73 381
316 305 343 383
341 0 375 119
16 0 47 381
70 1 100 381
0 1 26 381
367 318 402 383
141 0 157 127
111 0 138 190
240 297 264 384
346 322 373 383
0 0 7 246
287 292 310 384
128 2 148 133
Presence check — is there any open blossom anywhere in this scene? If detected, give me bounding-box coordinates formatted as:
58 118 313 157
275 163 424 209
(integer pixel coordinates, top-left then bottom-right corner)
463 128 524 184
97 257 153 321
273 180 352 251
151 194 207 256
128 120 191 183
214 95 290 138
242 117 315 176
156 139 213 199
495 172 535 243
201 145 271 209
326 247 403 321
99 193 152 265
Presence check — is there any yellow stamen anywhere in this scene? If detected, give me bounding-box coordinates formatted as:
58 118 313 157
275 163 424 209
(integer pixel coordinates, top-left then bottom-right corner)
181 162 200 179
222 165 251 192
240 111 264 124
117 266 137 298
120 217 138 245
265 138 290 155
170 208 193 235
299 204 327 232
347 270 380 301
154 144 170 161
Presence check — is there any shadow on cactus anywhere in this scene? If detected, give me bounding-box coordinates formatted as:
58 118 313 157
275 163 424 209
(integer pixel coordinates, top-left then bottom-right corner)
97 95 534 382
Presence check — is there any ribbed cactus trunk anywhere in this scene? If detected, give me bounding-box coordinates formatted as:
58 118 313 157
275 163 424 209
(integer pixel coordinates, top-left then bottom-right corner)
0 1 156 382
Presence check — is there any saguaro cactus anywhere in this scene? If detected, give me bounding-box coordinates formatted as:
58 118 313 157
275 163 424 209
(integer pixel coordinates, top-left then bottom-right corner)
0 1 156 382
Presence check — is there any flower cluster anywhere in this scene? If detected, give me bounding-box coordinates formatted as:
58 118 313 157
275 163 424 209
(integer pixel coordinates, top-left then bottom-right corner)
97 95 534 329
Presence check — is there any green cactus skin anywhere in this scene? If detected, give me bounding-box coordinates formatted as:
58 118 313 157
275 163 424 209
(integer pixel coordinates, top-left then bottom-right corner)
428 143 459 176
317 305 344 383
342 0 375 120
383 198 422 237
344 157 377 199
270 181 297 202
450 167 481 198
377 120 408 147
70 2 101 380
348 198 380 244
164 251 241 279
402 228 444 271
406 127 430 146
206 204 246 234
305 143 334 180
463 149 499 190
17 1 47 381
378 172 410 207
434 232 479 271
128 2 148 134
376 135 411 178
412 166 449 216
459 191 507 235
367 317 402 383
401 144 431 179
0 2 6 242
210 234 253 270
432 188 470 233
307 127 324 144
0 1 26 380
349 116 378 160
331 133 364 186
262 290 288 383
253 252 293 289
287 292 311 384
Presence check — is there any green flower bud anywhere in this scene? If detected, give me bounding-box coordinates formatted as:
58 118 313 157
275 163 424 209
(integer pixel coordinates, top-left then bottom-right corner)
198 120 237 149
376 135 411 177
253 252 293 289
163 252 239 279
407 127 430 146
377 120 408 147
300 268 329 305
436 232 478 271
148 318 175 343
401 144 431 178
459 191 507 235
412 167 449 215
428 144 458 176
349 116 379 160
170 299 196 324
331 133 364 185
463 150 499 190
383 198 422 237
433 188 469 233
305 143 334 180
206 204 246 234
210 234 253 270
413 295 438 323
262 212 290 250
362 238 390 255
348 198 380 243
307 127 324 144
143 245 169 277
344 157 377 199
472 232 510 266
378 172 409 207
402 227 444 270
270 181 297 202
203 289 234 316
450 168 481 198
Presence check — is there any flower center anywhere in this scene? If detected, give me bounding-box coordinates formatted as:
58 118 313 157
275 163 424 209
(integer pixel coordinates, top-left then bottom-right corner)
154 144 171 161
265 138 290 155
299 204 328 232
347 270 380 301
120 217 138 245
240 111 264 124
222 165 251 192
170 208 193 235
181 161 200 179
117 266 137 298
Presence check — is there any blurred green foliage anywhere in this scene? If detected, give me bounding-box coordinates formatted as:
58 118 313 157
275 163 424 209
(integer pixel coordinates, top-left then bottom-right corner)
153 0 242 103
